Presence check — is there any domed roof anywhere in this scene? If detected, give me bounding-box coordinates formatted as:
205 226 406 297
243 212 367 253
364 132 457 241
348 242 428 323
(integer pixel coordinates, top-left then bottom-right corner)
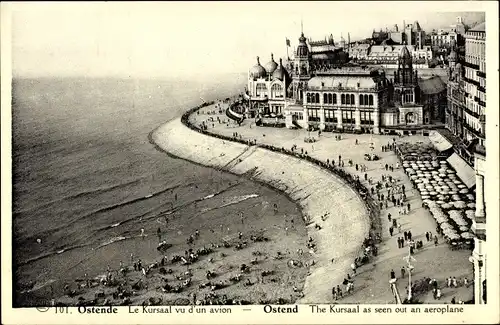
296 33 309 57
299 32 307 43
265 54 278 74
272 58 290 81
250 56 267 79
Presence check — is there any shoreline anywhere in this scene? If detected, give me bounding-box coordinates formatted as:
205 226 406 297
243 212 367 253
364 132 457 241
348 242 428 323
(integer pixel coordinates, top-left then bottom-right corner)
151 102 373 303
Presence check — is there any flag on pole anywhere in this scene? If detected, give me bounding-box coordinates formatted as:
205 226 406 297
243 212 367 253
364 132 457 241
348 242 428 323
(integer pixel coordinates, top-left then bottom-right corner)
286 38 291 47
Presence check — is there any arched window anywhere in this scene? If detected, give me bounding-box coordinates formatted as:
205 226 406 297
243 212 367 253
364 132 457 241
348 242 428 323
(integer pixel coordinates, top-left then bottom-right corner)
271 84 283 98
306 93 311 103
369 95 374 106
315 93 320 104
360 94 364 105
256 83 267 97
333 94 337 104
341 94 345 105
328 93 333 104
364 95 368 105
350 94 355 105
324 93 328 104
346 94 351 105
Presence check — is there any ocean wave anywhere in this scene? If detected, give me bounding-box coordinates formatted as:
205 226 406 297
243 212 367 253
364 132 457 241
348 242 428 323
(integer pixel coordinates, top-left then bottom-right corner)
200 193 259 213
14 177 145 215
17 243 92 267
94 236 128 249
19 279 57 294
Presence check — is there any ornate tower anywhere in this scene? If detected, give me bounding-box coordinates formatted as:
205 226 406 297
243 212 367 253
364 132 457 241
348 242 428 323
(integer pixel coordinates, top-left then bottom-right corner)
394 45 418 104
393 45 423 125
291 29 310 102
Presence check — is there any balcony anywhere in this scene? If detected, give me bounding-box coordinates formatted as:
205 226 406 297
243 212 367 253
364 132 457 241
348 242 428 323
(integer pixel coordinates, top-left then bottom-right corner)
463 122 481 137
463 76 480 87
477 70 486 78
474 96 486 107
463 61 479 70
464 106 480 119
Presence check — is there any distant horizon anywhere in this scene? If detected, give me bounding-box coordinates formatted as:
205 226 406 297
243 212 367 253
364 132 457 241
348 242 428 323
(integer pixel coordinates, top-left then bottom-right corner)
5 3 486 79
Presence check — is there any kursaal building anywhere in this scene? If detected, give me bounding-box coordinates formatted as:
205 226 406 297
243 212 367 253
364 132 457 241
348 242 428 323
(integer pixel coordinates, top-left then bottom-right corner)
244 30 447 134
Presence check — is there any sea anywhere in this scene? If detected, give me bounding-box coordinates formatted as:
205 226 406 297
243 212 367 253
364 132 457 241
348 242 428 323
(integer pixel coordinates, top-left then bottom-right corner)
11 75 300 306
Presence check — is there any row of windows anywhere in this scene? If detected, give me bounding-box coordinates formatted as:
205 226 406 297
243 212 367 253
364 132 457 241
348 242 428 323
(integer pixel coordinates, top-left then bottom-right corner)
306 93 375 106
255 83 284 98
305 109 374 123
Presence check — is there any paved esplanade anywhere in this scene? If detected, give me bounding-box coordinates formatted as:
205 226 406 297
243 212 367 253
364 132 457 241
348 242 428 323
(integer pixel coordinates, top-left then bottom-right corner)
190 104 473 304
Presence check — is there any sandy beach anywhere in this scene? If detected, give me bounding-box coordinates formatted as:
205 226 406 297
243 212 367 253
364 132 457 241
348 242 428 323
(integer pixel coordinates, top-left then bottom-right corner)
152 114 370 303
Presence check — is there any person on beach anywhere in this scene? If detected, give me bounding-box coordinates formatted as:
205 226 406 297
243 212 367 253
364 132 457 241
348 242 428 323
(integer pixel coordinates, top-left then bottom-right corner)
141 228 145 239
337 285 342 298
401 267 406 278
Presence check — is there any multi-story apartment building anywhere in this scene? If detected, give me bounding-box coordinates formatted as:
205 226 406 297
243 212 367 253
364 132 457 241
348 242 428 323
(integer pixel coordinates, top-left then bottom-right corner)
445 20 487 305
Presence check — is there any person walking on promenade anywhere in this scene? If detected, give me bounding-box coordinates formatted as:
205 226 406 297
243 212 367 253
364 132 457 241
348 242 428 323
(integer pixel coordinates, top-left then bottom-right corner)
401 266 406 278
397 223 402 234
351 263 357 274
157 227 162 242
407 230 412 241
337 285 342 299
390 269 396 279
425 232 430 242
397 237 401 248
404 231 408 241
332 286 337 300
407 202 411 212
389 226 394 236
434 235 438 246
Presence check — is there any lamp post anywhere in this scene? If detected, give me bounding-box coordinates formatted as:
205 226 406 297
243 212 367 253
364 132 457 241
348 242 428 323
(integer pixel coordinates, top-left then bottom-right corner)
403 243 416 301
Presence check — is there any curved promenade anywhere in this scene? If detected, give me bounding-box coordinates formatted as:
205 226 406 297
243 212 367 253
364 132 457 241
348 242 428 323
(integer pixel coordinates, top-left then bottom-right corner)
152 111 370 303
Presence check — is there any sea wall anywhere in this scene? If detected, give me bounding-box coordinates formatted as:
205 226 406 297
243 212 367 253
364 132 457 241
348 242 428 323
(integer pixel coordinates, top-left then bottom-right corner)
152 108 370 303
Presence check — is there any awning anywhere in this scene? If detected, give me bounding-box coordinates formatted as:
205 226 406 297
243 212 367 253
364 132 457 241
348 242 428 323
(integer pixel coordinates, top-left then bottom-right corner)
447 153 476 188
429 130 453 152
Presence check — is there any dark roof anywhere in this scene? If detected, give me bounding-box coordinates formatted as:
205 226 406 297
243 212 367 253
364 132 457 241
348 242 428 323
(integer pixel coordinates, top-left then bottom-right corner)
418 76 446 95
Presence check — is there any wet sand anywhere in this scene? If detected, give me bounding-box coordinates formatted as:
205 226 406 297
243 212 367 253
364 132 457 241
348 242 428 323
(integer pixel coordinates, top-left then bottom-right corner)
152 114 369 303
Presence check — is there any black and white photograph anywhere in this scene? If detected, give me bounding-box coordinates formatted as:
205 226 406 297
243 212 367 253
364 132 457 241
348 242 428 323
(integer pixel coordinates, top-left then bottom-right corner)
1 2 498 324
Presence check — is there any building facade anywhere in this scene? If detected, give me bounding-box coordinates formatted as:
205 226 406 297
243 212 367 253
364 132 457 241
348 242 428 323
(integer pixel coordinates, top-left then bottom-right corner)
463 22 486 146
245 31 447 134
246 55 291 116
444 21 486 304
